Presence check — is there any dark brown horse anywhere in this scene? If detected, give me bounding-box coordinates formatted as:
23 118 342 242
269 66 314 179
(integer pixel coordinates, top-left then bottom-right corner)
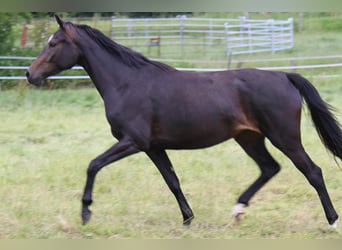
26 16 342 228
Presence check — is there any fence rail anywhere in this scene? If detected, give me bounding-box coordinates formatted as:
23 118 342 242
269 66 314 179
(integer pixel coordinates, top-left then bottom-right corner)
1 55 342 81
111 16 294 58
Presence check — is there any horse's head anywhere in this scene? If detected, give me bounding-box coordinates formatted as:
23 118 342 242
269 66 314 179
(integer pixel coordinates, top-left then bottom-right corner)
26 15 81 85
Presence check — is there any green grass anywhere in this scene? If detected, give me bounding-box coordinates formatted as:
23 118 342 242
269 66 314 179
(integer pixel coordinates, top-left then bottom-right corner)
0 77 342 238
1 13 342 238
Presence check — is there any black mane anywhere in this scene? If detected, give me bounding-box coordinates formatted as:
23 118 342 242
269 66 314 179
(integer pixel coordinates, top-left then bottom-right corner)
71 22 174 72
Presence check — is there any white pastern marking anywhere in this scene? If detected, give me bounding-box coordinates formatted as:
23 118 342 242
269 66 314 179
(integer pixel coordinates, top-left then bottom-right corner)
232 203 246 217
329 218 339 229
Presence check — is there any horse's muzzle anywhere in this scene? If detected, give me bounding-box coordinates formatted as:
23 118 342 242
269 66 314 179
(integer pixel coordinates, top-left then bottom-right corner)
26 69 43 86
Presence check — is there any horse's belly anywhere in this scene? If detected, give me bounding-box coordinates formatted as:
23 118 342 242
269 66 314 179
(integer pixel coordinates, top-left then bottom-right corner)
151 122 237 150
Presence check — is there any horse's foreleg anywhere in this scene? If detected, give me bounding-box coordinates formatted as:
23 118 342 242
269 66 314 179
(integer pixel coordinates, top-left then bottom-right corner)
147 149 194 225
81 137 140 224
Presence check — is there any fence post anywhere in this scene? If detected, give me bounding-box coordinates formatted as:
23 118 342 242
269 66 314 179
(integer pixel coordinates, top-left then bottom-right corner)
268 19 275 54
290 59 297 73
289 17 294 48
21 24 28 48
127 19 133 38
239 16 246 46
227 52 232 69
224 22 231 63
145 18 150 38
111 16 116 39
209 19 213 45
247 19 252 54
180 15 186 57
298 13 303 32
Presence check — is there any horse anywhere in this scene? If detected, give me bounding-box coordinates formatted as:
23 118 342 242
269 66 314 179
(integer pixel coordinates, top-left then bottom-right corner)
26 15 342 228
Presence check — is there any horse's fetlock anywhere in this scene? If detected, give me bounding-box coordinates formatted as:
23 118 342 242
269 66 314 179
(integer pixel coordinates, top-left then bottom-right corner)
82 198 93 206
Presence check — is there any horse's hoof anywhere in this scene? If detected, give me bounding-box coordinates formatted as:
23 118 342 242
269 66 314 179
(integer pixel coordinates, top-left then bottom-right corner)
329 218 339 229
81 209 92 225
235 212 245 222
232 203 246 221
183 215 194 226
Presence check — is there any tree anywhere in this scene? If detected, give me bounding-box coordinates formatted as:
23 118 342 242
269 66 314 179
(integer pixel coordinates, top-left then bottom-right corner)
124 12 192 18
0 13 31 55
0 13 16 55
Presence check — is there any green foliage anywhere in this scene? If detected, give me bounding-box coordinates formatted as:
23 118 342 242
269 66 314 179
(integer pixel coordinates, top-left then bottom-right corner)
320 16 342 31
0 13 31 54
124 12 192 18
0 13 16 55
31 18 51 49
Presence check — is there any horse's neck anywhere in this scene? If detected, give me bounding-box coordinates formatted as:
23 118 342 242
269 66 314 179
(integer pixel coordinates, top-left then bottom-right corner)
79 46 135 99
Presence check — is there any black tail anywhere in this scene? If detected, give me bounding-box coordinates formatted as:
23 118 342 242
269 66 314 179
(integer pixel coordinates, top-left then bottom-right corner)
287 72 342 160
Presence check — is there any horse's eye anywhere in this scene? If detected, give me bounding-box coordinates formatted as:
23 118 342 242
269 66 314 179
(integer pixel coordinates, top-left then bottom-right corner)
49 42 57 48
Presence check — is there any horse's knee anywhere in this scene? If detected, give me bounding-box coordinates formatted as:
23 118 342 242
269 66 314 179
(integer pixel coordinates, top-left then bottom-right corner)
87 159 100 176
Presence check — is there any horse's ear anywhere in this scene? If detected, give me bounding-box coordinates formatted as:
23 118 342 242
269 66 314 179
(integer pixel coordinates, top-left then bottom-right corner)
55 15 65 30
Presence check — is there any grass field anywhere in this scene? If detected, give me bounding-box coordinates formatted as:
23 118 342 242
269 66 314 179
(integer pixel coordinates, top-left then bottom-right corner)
0 76 341 239
1 13 342 239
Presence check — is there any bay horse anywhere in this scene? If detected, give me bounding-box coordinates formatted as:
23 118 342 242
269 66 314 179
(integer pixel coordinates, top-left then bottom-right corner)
26 15 342 228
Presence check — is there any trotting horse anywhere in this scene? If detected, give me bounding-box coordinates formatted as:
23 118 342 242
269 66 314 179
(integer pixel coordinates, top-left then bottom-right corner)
26 16 342 228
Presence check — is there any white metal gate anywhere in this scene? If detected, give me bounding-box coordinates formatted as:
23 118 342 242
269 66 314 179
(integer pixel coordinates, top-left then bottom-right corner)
224 17 294 56
111 16 294 58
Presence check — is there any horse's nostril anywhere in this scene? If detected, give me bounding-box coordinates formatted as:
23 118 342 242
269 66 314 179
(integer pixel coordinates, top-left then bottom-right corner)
25 70 30 78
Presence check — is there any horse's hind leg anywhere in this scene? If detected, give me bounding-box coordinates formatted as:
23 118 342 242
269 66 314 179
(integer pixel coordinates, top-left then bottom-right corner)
273 140 339 227
233 131 281 219
263 111 339 227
